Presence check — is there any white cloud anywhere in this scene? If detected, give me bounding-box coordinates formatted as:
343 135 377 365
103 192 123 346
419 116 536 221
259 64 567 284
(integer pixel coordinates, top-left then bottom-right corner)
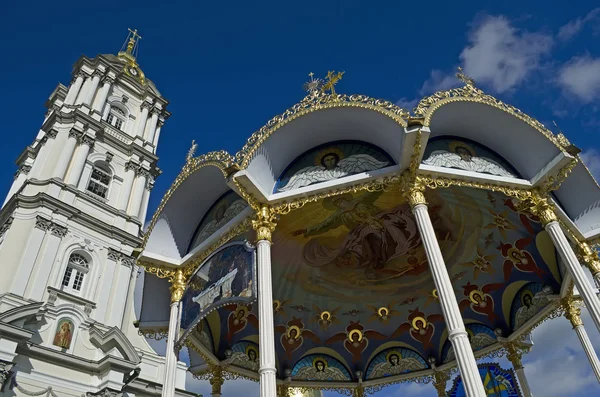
419 69 460 96
558 56 600 103
581 149 600 179
459 15 553 93
558 8 600 41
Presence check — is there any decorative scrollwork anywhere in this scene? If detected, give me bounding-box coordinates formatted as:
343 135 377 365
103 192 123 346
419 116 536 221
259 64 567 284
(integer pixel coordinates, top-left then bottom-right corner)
290 385 354 396
364 373 434 395
416 175 532 201
137 328 168 340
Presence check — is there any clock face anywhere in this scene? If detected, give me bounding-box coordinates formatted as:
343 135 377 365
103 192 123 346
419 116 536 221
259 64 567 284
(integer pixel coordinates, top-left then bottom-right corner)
128 67 138 76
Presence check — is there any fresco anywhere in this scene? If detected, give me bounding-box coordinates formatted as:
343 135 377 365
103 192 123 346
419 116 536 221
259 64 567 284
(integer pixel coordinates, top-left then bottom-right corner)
274 141 394 193
422 137 520 178
291 354 352 381
53 318 74 349
188 190 248 252
230 341 259 371
365 347 428 379
189 186 561 381
510 282 555 330
448 363 522 397
179 242 256 334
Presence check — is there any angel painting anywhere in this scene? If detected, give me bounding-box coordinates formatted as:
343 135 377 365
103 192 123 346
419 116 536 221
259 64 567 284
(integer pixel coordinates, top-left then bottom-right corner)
422 141 516 178
391 308 443 350
513 286 554 329
498 237 545 281
230 345 259 371
275 317 320 359
458 282 504 323
503 198 540 235
367 304 399 324
459 248 496 280
277 149 389 192
368 350 426 378
313 306 341 330
191 197 248 248
294 357 349 381
326 321 387 362
226 304 258 341
293 191 421 279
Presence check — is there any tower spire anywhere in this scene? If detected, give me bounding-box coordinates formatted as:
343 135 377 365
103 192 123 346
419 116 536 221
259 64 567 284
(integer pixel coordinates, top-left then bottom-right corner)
118 28 142 64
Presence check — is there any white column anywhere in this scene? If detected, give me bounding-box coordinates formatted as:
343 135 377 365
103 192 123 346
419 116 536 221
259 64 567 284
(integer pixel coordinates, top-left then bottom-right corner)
29 225 67 301
3 165 31 207
506 344 533 397
83 72 101 106
515 368 533 397
138 176 153 222
408 188 486 397
135 104 150 138
545 221 600 332
92 76 113 113
564 299 600 383
163 270 185 397
10 217 50 296
145 109 160 143
118 163 137 212
120 262 138 331
95 250 119 323
75 76 91 105
129 169 148 217
66 136 94 186
53 130 80 180
153 120 163 152
254 207 277 397
64 74 84 105
30 130 58 179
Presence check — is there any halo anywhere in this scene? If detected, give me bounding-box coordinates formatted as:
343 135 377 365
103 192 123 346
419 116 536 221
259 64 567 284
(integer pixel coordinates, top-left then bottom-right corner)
432 289 438 299
385 349 402 363
245 344 258 358
234 305 248 318
312 356 328 368
469 289 485 304
412 316 427 330
348 329 363 342
449 141 476 157
287 325 301 339
506 247 523 263
377 307 389 317
320 311 331 320
273 300 281 311
314 147 345 166
521 290 534 306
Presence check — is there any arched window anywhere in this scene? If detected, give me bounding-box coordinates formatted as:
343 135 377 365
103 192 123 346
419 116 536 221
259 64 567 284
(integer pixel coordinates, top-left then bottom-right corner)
86 162 112 199
61 253 90 293
106 106 126 131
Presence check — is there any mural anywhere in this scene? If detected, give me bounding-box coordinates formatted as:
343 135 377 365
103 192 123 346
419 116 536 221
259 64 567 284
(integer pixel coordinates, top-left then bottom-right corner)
189 186 561 381
291 354 352 381
53 318 74 349
230 341 259 371
443 324 497 363
179 242 256 333
274 141 394 193
365 347 428 379
422 137 518 178
188 190 248 252
510 283 555 330
448 363 522 397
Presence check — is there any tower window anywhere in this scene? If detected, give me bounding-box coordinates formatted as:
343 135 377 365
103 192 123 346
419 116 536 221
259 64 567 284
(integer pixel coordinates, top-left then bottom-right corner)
106 106 126 131
61 253 89 293
86 162 112 199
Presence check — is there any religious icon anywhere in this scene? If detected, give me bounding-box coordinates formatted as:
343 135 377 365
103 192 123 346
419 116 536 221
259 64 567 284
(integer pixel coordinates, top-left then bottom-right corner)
458 282 504 323
312 306 341 330
293 356 350 381
391 308 443 350
230 342 259 371
275 317 320 359
498 237 545 281
226 304 258 341
277 147 389 192
327 321 386 362
513 285 554 329
367 305 398 323
422 141 516 178
53 319 74 349
367 349 426 379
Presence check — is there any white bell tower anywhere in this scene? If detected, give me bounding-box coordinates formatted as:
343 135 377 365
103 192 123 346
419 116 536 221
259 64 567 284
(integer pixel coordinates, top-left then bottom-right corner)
0 30 190 397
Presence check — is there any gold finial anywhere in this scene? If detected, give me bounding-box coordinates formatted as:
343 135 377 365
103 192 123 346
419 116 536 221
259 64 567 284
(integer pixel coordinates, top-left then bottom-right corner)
322 70 345 95
186 140 197 162
126 28 142 54
456 67 475 87
303 72 323 94
119 28 142 63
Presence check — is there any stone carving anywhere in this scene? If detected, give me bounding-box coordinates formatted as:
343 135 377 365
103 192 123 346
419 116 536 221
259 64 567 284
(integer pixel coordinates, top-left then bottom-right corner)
50 224 68 238
34 216 52 232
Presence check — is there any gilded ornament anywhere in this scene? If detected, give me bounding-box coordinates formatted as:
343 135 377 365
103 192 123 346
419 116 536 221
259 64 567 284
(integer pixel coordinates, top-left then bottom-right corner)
209 364 225 394
433 370 449 395
170 269 186 303
303 72 323 94
405 182 427 208
577 242 600 276
563 296 584 328
322 70 345 95
186 139 197 162
455 67 475 87
504 343 524 370
408 129 423 178
252 206 277 242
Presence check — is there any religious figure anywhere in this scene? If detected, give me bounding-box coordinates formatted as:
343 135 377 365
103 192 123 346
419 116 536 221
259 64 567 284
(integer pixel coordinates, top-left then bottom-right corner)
423 141 516 177
367 304 399 323
293 191 421 279
294 357 349 381
458 282 504 323
390 308 443 350
277 149 389 192
326 321 386 362
312 306 341 330
53 319 73 349
226 304 258 341
513 286 554 329
498 237 545 281
368 350 426 379
230 345 259 371
191 198 247 248
275 317 320 359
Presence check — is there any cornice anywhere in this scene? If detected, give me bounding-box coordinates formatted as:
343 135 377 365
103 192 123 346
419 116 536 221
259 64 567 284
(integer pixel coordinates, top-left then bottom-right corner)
44 83 68 109
0 322 35 342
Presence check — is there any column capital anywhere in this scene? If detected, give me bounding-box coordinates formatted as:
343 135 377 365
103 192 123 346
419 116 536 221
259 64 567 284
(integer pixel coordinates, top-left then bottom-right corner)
169 269 186 303
68 129 83 140
50 223 68 238
252 206 277 242
563 296 584 328
208 364 225 394
82 136 95 149
125 161 139 172
519 191 557 226
145 175 155 191
141 101 153 110
14 164 31 179
151 107 162 116
34 215 52 232
46 129 58 139
404 181 427 208
91 70 104 79
157 119 165 127
505 342 524 369
578 242 600 276
102 74 115 85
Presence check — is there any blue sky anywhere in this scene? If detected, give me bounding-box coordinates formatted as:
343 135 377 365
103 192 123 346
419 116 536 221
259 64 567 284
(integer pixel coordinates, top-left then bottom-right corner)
3 1 600 396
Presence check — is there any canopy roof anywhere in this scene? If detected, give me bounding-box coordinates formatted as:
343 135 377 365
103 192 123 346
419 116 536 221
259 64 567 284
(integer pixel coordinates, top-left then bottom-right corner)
138 71 599 392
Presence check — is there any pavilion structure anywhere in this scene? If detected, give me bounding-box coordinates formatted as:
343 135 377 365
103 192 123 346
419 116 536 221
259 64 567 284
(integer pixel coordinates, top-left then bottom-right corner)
135 69 600 397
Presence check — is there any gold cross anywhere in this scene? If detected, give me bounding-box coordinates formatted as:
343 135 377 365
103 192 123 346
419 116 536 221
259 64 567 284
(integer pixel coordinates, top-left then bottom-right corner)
456 67 475 87
128 28 142 41
322 70 344 95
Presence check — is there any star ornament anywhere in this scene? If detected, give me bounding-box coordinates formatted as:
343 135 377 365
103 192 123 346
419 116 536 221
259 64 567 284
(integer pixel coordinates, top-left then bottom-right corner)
303 72 323 94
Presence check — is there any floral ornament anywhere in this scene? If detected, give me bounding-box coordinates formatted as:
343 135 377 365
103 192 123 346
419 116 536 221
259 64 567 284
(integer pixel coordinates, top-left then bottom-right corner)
484 209 516 240
459 247 497 280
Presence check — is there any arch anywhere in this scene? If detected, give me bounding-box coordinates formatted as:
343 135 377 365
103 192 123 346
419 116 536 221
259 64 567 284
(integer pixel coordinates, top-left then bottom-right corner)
274 140 396 193
364 346 428 380
86 160 113 200
291 353 352 381
53 241 101 302
105 96 135 116
509 282 555 331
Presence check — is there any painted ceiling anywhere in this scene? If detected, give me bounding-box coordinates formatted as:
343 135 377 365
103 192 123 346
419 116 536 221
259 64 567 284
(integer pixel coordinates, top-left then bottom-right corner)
188 186 562 383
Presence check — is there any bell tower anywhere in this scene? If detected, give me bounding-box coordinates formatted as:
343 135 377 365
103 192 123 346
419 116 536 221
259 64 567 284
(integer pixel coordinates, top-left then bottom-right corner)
0 31 188 396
